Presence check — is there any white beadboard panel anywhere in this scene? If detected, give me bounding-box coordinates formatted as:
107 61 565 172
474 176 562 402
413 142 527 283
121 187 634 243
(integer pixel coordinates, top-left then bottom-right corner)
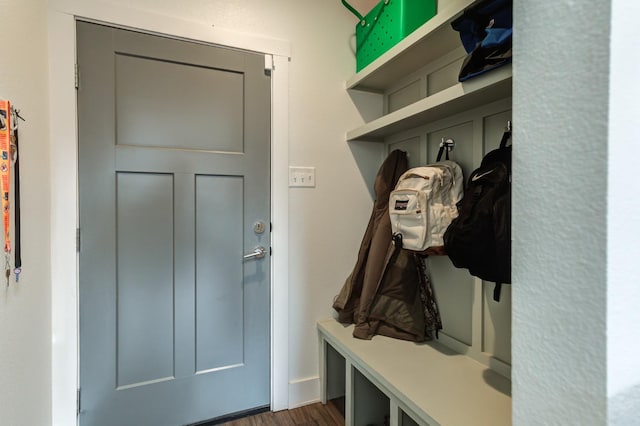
426 121 474 170
427 56 466 97
429 256 474 346
388 79 422 114
483 283 512 365
382 100 513 375
387 136 423 169
483 110 513 153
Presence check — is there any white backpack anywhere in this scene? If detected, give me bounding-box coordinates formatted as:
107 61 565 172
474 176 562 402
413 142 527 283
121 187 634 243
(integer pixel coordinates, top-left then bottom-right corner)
389 160 464 251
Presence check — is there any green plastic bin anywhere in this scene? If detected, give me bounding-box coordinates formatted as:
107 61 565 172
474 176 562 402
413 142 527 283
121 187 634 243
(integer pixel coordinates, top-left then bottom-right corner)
343 0 437 71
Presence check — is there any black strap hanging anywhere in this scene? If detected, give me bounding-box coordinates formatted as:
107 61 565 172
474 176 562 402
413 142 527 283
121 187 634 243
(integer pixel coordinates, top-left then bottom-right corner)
493 122 511 301
11 108 24 282
13 125 21 280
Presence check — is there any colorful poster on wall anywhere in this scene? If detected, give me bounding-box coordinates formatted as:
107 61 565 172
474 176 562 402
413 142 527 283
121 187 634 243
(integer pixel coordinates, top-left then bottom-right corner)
0 100 11 254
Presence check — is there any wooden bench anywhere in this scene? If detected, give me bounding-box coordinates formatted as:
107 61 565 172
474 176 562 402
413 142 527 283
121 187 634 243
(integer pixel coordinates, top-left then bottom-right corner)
318 318 511 426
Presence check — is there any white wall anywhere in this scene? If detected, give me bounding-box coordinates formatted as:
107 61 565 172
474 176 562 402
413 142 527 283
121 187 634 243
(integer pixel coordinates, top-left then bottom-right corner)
607 0 640 424
0 0 52 425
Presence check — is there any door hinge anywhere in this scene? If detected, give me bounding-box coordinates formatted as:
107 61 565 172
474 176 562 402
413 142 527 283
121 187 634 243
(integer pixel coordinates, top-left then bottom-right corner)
74 63 79 89
76 228 81 252
77 388 81 416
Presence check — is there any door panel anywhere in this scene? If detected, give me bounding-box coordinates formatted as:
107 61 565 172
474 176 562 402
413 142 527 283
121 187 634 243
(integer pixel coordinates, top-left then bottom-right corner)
195 175 244 372
78 21 271 426
116 172 175 389
115 54 244 151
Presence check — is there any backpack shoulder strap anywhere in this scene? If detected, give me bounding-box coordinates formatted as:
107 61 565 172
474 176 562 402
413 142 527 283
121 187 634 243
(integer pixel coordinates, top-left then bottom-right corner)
499 130 511 148
493 283 502 302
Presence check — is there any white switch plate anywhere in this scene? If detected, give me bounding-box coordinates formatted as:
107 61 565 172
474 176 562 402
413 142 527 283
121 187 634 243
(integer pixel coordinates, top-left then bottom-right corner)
289 166 316 187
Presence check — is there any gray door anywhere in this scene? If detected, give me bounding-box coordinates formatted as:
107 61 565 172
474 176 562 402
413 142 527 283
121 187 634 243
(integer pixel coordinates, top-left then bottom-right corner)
77 22 271 426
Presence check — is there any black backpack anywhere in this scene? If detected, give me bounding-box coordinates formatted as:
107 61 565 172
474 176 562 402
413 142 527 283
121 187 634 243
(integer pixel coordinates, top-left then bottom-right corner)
443 130 511 301
450 0 513 82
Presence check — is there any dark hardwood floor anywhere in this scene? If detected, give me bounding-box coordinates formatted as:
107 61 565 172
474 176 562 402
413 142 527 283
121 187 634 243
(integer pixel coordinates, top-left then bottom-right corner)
219 400 345 426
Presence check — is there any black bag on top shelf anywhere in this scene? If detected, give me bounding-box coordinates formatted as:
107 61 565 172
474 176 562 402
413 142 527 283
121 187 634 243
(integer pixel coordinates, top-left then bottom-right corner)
451 0 513 82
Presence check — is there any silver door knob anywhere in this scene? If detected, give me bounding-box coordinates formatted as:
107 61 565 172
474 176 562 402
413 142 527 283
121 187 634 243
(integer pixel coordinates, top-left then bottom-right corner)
243 246 267 261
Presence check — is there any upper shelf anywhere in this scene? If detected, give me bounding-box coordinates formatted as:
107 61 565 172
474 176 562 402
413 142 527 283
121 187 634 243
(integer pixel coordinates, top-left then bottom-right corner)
346 64 512 142
346 0 479 92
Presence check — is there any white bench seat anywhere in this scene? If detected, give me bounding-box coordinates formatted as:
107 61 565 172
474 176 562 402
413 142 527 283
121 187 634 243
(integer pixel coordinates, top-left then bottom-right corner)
318 318 511 426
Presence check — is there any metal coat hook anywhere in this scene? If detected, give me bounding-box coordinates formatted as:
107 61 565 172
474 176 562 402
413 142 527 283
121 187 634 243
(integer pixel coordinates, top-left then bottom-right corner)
440 137 455 153
13 108 25 122
10 107 25 132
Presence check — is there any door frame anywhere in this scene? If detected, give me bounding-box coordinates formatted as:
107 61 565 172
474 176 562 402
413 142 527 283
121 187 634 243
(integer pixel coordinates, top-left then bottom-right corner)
48 3 290 425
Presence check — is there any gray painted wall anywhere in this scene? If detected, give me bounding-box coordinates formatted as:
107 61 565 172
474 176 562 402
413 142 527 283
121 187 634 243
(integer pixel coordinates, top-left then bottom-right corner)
512 0 640 424
512 0 609 422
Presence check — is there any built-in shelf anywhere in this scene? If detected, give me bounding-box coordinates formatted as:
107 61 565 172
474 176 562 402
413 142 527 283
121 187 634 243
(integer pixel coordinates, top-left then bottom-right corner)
347 64 512 142
336 0 514 421
346 0 479 92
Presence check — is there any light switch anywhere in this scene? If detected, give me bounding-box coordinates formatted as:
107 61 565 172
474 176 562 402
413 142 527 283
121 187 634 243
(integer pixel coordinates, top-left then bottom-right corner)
289 166 316 187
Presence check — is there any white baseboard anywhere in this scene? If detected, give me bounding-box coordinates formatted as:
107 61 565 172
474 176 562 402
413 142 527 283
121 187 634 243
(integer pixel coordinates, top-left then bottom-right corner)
288 376 320 409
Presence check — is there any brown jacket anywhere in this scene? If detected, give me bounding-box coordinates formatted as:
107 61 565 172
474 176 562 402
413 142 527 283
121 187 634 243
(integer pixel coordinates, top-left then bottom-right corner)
333 150 439 342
